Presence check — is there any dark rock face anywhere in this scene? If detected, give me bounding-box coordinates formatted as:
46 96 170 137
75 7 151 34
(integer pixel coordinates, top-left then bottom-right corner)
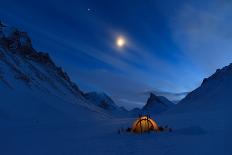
142 93 174 114
143 93 166 110
99 101 109 109
15 73 31 83
84 92 119 111
5 30 32 50
0 23 82 95
145 93 164 108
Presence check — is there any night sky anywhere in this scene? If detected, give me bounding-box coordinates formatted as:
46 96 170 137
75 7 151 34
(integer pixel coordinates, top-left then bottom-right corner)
1 0 232 109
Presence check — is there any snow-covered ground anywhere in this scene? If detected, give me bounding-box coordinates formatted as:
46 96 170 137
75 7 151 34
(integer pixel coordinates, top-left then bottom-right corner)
0 24 231 155
0 78 230 155
0 105 229 155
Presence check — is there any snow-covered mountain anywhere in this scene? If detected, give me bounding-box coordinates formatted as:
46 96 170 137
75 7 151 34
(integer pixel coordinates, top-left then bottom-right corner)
142 93 174 114
143 90 188 103
128 93 174 116
176 63 232 113
0 24 83 96
0 23 113 124
157 63 232 154
1 22 231 155
84 92 126 111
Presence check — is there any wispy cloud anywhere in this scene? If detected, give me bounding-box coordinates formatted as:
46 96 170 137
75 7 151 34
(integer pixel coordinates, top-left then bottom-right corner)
143 90 189 102
171 1 232 76
2 0 227 109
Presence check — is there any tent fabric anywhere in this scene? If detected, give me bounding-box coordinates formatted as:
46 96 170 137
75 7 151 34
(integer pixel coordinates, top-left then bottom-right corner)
132 116 159 133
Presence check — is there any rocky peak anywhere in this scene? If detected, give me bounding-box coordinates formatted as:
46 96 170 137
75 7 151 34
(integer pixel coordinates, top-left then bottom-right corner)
142 93 174 114
1 27 32 50
201 63 232 87
0 23 82 95
146 93 162 106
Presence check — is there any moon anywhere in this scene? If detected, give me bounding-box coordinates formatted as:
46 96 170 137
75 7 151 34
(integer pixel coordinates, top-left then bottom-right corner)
116 36 126 48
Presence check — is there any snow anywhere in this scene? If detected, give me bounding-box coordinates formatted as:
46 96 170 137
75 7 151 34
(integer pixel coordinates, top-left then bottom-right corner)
0 25 231 155
84 92 119 110
0 108 229 155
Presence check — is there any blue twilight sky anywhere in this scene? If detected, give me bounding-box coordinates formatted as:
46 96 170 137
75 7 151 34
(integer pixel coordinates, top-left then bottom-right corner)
1 0 232 109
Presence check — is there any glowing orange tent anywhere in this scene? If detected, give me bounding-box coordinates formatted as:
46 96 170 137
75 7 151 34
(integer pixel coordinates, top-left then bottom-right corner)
132 116 159 133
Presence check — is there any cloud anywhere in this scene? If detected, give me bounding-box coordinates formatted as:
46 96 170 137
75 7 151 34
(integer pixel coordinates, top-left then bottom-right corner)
25 20 201 107
39 26 200 94
143 90 189 102
171 1 232 76
73 69 153 109
1 0 216 109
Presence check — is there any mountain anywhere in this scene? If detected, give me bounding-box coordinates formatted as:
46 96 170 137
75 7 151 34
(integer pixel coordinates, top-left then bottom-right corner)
177 63 232 113
142 93 174 114
159 63 232 154
0 22 231 155
143 90 188 103
0 24 82 96
0 23 113 124
0 23 128 121
129 93 174 116
84 92 128 117
84 92 120 110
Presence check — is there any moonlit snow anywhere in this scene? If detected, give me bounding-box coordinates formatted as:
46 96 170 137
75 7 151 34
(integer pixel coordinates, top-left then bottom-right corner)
0 24 231 155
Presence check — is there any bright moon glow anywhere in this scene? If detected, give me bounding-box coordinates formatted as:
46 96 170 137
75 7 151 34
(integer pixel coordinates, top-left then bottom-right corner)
116 37 126 47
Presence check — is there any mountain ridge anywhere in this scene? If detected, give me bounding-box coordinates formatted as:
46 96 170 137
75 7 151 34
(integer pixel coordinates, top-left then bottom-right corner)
142 93 174 114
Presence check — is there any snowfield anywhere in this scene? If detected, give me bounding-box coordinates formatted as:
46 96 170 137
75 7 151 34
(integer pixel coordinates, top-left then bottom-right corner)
0 24 231 155
0 105 229 155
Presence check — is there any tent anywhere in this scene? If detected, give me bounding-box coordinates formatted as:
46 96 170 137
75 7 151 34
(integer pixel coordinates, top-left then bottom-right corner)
132 116 159 133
